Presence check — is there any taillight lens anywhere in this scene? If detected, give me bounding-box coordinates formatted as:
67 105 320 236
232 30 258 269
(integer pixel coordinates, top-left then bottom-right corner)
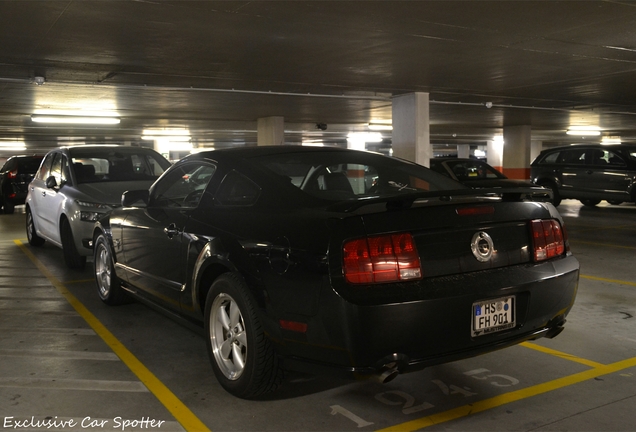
7 169 18 179
343 233 422 284
530 219 566 262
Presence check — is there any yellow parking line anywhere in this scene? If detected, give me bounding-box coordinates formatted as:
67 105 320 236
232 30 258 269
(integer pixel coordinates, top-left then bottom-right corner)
15 240 210 432
520 342 605 368
377 356 636 431
65 278 96 284
581 274 636 287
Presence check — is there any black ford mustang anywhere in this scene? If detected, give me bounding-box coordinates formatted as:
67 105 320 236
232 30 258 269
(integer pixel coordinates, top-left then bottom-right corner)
92 146 579 399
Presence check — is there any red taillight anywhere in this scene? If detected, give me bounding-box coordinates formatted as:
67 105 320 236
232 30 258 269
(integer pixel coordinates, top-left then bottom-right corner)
343 233 422 284
7 169 18 179
530 219 566 262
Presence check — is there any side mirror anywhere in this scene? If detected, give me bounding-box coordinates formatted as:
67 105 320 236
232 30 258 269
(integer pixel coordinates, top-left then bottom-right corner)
121 190 149 207
45 176 58 189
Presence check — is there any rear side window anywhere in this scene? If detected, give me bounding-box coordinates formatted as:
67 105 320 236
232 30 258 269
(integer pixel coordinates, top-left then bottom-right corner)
215 171 261 206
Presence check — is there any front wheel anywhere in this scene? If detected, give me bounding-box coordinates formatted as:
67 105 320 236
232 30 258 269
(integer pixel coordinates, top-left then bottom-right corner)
204 273 283 399
3 199 14 214
94 233 128 305
61 218 86 269
539 182 561 207
607 200 623 205
26 207 45 246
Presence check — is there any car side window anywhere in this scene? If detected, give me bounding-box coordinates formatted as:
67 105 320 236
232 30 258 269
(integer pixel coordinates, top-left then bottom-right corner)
215 171 261 206
605 150 625 167
36 153 55 181
541 151 560 164
151 163 216 208
557 149 587 165
49 153 68 187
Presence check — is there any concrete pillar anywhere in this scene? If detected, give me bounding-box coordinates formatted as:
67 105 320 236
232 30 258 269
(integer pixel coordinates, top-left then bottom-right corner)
487 139 504 172
502 125 532 180
257 116 284 146
457 144 470 159
531 140 543 164
391 92 431 167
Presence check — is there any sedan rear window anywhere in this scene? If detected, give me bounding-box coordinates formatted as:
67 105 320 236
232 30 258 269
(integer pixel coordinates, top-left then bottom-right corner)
255 150 464 201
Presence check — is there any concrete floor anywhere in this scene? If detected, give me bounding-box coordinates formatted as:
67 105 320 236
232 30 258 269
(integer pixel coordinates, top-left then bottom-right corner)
0 200 635 431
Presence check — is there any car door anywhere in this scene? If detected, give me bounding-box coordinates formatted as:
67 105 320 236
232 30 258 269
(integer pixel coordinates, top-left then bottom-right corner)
29 152 69 242
555 148 589 196
584 149 631 199
119 161 217 311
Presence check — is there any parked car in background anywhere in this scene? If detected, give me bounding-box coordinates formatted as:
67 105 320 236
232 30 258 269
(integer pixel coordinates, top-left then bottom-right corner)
92 146 579 399
26 145 171 269
531 144 636 206
431 158 530 187
0 155 44 214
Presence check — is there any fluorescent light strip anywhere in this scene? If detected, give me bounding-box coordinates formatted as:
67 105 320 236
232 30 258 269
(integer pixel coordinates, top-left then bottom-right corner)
31 115 120 125
566 126 601 136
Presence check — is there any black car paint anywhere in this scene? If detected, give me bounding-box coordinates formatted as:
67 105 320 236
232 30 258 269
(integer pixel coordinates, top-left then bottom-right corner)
93 146 579 392
531 144 636 205
0 155 44 213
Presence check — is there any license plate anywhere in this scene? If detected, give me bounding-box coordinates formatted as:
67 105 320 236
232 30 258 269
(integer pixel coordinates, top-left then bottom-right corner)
472 296 515 337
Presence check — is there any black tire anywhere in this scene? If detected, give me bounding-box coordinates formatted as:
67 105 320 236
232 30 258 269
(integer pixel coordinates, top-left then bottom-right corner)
607 200 623 206
26 207 45 246
580 199 601 207
60 218 87 269
539 181 561 207
3 200 15 214
204 273 283 399
94 233 128 305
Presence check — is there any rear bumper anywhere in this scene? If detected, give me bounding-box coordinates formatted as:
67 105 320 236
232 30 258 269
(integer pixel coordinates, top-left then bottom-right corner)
278 255 579 378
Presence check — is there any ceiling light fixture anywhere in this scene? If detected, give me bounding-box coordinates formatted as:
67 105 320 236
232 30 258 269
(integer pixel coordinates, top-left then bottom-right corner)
566 126 601 136
367 122 393 131
0 141 27 151
601 136 621 145
31 114 120 125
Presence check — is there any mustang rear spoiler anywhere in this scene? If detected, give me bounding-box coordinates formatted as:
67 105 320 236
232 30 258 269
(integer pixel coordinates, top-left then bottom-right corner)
328 186 553 213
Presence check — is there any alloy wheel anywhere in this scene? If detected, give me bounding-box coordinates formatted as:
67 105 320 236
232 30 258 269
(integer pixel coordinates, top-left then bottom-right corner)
210 293 247 380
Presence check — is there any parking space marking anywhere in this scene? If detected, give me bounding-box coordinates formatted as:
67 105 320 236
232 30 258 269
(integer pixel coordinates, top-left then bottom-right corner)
16 240 211 432
377 355 636 431
520 342 606 368
581 274 636 287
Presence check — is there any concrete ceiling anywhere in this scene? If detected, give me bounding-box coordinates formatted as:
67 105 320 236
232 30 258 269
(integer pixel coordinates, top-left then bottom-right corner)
3 1 636 157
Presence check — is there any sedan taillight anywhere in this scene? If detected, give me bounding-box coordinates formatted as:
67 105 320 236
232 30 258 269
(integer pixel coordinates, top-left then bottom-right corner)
343 233 422 284
530 219 566 262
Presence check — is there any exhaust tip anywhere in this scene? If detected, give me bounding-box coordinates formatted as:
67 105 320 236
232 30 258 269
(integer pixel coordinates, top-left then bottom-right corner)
374 363 400 384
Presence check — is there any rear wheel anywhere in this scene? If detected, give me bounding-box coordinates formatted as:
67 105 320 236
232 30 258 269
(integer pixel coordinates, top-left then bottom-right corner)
607 200 623 205
94 233 127 305
204 273 283 399
61 218 86 269
580 199 601 207
26 207 45 246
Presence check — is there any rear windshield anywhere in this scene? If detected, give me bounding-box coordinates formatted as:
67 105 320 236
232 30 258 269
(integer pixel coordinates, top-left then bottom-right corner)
254 150 465 201
17 158 44 173
70 148 170 184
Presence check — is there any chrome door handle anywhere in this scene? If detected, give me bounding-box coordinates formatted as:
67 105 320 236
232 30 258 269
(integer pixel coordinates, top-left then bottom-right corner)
164 223 180 239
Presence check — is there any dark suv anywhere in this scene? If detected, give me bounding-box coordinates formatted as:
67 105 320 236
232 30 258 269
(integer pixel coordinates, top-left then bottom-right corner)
531 144 636 206
0 155 44 214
